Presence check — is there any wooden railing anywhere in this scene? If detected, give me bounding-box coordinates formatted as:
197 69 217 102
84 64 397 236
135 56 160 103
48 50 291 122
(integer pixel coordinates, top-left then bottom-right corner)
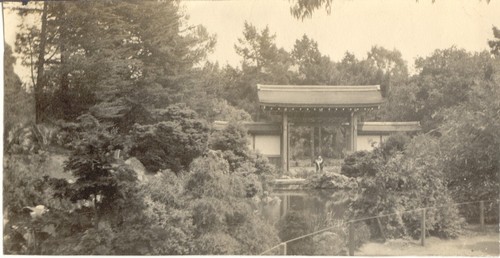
260 199 499 256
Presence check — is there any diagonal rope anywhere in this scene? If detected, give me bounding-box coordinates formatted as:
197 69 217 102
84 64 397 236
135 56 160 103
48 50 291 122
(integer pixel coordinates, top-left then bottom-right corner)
259 199 500 255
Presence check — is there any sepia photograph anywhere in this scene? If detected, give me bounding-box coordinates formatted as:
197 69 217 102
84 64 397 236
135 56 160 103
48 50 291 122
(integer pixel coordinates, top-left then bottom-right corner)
2 0 499 255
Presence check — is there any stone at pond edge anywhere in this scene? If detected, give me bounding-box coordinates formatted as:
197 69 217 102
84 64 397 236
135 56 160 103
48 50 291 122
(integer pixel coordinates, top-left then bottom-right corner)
312 231 346 255
125 157 147 182
305 172 358 190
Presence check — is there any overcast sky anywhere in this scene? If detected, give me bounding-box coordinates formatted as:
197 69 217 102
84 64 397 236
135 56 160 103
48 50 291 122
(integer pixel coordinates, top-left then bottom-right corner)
3 0 500 78
182 0 500 69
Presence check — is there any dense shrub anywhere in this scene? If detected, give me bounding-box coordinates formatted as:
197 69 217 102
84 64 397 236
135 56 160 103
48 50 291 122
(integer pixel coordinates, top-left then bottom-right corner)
436 82 500 223
209 122 251 170
379 133 410 158
341 151 382 178
185 153 280 254
305 172 358 189
131 104 209 173
278 211 314 255
346 134 465 241
208 122 277 194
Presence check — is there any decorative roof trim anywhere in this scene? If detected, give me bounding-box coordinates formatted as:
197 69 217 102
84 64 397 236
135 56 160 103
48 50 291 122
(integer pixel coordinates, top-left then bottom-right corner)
257 84 381 92
257 84 384 109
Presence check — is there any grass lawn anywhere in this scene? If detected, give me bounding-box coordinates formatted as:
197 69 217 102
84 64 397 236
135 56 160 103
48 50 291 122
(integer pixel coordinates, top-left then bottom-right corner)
356 224 499 256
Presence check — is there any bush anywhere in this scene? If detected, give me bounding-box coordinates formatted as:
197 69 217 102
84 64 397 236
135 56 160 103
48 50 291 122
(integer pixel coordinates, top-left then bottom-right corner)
278 211 314 255
185 153 280 254
208 122 277 195
346 134 465 240
209 122 251 171
341 151 382 178
131 104 209 173
305 172 358 189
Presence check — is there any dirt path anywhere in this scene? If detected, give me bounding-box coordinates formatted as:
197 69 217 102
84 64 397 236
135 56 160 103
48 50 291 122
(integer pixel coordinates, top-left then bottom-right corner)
356 225 499 256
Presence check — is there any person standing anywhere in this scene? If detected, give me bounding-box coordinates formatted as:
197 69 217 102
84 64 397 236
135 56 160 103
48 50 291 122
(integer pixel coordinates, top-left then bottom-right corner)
315 155 324 173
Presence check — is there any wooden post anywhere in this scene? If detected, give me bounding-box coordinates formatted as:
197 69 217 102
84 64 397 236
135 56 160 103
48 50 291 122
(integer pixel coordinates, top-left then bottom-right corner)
421 208 426 246
252 134 256 151
480 201 485 232
282 242 287 255
350 112 358 152
287 122 290 172
311 126 315 164
281 195 289 218
376 218 386 241
318 126 322 155
349 222 355 256
282 112 288 173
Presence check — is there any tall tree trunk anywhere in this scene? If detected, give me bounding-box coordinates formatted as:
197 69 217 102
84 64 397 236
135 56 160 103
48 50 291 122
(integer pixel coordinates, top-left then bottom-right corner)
59 3 70 119
35 1 48 124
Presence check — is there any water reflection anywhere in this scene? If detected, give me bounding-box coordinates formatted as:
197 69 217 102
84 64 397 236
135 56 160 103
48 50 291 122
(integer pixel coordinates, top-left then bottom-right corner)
270 190 350 221
258 190 353 255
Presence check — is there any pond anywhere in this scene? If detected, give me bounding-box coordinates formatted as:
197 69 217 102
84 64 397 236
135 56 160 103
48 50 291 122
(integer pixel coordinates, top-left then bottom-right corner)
257 189 354 255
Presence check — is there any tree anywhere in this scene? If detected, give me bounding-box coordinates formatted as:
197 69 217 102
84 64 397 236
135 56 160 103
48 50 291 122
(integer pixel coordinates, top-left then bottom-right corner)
291 35 338 85
14 0 215 123
290 0 333 20
288 0 491 20
63 125 139 228
488 26 500 57
230 22 293 118
365 46 410 120
185 153 280 254
4 43 35 148
278 211 314 255
130 104 210 173
436 77 500 222
15 1 98 122
343 135 465 240
384 47 494 132
366 46 408 91
413 48 493 131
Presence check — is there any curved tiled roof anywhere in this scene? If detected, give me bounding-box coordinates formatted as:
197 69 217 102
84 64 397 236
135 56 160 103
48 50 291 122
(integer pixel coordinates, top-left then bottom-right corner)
257 84 384 109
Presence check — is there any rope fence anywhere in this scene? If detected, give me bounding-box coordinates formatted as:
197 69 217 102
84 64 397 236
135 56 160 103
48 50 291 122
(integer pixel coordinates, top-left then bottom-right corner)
6 199 499 255
259 199 500 255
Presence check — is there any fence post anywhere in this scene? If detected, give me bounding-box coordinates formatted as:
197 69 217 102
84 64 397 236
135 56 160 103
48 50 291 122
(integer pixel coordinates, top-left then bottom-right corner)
376 217 386 241
349 222 355 256
479 201 485 232
421 208 426 246
282 242 287 255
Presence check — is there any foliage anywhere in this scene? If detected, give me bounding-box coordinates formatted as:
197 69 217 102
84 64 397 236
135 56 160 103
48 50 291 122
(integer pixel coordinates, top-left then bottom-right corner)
289 0 332 20
305 172 358 189
346 134 465 240
488 26 500 57
209 123 250 170
4 43 34 149
227 22 293 117
379 133 410 157
3 153 91 254
436 77 500 222
141 176 193 255
14 0 215 123
4 154 52 220
185 153 280 254
278 211 314 255
288 0 491 21
197 98 253 123
208 122 277 194
341 151 382 178
388 47 494 131
64 125 142 226
291 35 338 85
209 122 275 174
130 104 209 173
